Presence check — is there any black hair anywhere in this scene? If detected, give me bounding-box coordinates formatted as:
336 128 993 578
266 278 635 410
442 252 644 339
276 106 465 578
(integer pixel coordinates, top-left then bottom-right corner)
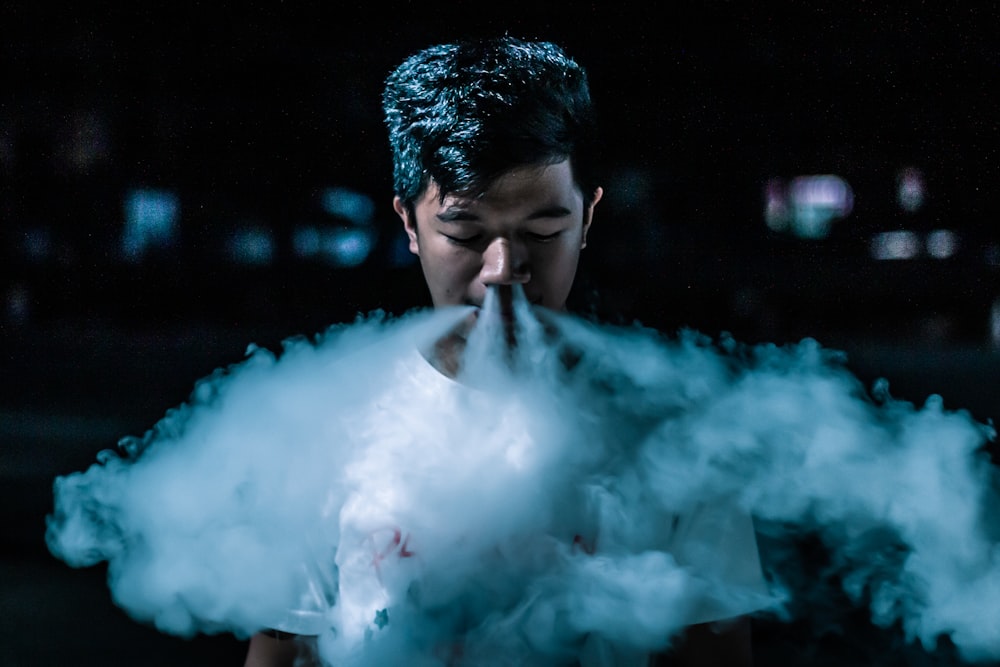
382 36 601 209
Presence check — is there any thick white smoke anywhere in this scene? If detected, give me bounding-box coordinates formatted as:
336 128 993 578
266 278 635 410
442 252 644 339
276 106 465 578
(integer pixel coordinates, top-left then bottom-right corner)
46 286 997 665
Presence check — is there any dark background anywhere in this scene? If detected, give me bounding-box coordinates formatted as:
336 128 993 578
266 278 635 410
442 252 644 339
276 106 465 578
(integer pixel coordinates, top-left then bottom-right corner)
2 2 999 665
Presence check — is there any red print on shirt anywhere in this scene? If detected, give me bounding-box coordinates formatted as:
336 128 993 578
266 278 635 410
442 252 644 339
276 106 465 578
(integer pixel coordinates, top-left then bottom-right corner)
367 527 415 578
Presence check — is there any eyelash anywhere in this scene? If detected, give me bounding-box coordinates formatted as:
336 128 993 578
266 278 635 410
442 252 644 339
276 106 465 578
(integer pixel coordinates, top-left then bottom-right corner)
528 231 562 242
444 232 562 246
443 234 482 246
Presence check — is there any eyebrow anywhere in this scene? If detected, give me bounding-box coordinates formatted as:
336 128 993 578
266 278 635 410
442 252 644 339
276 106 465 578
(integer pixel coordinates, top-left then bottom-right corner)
526 205 573 220
436 208 477 223
436 205 572 223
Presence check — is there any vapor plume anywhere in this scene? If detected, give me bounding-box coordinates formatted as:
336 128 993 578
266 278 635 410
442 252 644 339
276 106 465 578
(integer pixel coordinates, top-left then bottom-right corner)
46 286 997 665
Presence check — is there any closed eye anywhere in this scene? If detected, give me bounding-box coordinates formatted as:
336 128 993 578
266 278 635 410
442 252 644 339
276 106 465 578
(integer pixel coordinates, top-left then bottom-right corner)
526 230 563 242
443 233 483 245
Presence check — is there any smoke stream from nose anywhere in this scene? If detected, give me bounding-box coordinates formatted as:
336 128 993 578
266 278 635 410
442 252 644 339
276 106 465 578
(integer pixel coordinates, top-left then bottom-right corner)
46 286 997 664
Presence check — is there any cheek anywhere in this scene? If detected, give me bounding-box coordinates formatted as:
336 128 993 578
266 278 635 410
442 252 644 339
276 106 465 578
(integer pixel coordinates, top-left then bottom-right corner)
536 242 581 284
425 246 479 283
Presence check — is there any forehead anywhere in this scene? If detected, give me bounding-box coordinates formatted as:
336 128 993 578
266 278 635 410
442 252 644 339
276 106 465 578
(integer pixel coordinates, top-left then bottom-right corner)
421 160 583 211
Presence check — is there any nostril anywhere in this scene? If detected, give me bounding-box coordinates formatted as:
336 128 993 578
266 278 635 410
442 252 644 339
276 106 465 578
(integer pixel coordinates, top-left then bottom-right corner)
480 238 531 286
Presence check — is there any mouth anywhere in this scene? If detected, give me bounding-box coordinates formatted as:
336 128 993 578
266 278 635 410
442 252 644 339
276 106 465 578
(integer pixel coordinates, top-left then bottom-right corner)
468 301 540 333
469 286 540 348
467 294 542 312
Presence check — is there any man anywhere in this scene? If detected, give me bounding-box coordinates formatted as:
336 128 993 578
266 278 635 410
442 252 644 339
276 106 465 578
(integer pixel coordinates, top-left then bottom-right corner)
245 36 765 666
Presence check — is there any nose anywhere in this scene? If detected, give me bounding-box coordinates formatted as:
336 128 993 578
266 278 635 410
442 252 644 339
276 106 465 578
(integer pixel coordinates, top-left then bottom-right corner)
480 237 530 286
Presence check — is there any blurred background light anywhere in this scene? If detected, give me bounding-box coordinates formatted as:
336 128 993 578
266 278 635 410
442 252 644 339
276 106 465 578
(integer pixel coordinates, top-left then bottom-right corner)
765 174 854 239
121 188 180 262
871 230 921 260
896 166 926 213
292 225 374 268
926 229 958 259
764 178 791 233
226 225 275 266
321 186 375 225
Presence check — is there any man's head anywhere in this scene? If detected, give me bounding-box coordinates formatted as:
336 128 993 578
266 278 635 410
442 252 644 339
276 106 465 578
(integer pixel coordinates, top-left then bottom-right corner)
383 36 603 312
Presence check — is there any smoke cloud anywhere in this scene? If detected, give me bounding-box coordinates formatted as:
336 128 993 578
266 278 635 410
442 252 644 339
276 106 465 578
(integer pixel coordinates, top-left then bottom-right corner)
46 287 997 665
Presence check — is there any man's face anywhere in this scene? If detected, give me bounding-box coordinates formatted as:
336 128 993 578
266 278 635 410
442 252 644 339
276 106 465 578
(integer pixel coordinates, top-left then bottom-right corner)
394 159 602 312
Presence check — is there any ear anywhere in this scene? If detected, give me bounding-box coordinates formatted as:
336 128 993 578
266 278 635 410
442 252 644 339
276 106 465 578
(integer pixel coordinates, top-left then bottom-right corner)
394 196 420 254
581 186 603 249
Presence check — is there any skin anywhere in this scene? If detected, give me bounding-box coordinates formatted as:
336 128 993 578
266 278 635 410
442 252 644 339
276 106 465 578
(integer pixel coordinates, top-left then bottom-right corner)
243 629 327 667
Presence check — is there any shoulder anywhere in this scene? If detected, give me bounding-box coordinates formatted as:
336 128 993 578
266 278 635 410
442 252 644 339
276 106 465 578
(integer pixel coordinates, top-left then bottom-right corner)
243 631 316 667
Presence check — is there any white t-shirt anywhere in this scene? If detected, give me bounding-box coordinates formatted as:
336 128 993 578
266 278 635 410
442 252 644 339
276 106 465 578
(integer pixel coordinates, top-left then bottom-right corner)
269 346 772 648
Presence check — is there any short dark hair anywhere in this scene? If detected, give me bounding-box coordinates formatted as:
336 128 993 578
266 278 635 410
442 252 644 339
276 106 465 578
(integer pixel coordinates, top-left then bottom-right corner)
382 36 601 209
